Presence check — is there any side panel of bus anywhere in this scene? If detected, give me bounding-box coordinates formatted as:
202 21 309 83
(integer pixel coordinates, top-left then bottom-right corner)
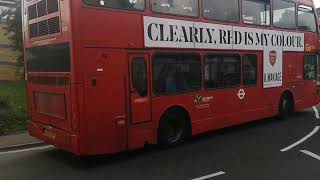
82 49 128 155
240 52 272 123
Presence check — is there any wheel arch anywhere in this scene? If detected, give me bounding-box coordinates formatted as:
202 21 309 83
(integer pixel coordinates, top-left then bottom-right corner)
156 105 192 142
279 90 296 113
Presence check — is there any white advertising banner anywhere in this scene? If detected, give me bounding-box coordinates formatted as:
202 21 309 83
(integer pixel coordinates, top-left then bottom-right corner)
143 16 305 88
263 48 283 88
144 16 304 51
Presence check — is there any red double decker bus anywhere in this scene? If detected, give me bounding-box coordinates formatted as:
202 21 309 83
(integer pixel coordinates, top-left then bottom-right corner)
23 0 319 155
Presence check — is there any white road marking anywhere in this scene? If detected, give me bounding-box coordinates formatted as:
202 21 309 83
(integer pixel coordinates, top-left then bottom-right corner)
312 106 320 119
300 150 320 161
191 171 226 180
0 145 54 155
280 126 320 152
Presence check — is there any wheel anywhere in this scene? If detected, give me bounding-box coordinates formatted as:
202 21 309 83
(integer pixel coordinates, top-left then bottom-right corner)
157 110 188 147
279 93 294 120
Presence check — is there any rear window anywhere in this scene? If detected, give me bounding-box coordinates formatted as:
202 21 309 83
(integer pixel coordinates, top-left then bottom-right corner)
27 43 70 72
83 0 145 11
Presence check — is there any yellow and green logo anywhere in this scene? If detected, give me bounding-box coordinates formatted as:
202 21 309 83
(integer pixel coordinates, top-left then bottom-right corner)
194 95 202 103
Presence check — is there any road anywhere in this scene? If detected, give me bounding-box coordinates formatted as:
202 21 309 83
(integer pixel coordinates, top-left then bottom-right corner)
1 106 320 180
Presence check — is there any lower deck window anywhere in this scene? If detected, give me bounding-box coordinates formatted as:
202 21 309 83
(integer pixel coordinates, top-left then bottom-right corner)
132 58 148 97
153 54 201 95
242 54 257 86
304 55 317 80
205 55 241 89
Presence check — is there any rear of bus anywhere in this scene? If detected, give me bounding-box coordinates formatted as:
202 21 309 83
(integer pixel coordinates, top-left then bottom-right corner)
23 0 79 154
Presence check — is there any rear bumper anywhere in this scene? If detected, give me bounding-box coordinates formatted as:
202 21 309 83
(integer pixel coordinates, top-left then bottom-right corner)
27 121 80 155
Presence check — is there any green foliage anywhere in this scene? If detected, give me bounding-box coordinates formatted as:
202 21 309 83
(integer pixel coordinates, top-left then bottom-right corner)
0 96 9 109
0 2 23 65
0 96 11 135
0 24 10 44
0 81 27 135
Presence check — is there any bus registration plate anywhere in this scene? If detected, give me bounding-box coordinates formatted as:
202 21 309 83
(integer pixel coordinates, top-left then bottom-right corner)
44 129 56 139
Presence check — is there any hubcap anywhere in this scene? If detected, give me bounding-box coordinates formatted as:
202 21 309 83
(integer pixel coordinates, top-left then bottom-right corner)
167 121 183 143
283 99 288 112
282 98 292 115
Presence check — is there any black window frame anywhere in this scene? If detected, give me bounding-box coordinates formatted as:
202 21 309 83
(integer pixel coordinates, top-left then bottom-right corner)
28 4 38 20
204 54 241 90
131 57 148 97
272 0 297 30
47 0 59 14
297 4 318 33
242 0 271 27
242 54 258 87
27 0 60 21
37 0 48 18
202 0 240 23
82 0 146 12
303 54 318 80
150 0 199 18
152 53 202 96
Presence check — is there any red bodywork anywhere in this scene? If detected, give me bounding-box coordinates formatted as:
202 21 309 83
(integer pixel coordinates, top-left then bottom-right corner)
23 0 319 155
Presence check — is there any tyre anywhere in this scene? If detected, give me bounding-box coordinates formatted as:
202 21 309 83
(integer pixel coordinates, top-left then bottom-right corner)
279 93 294 120
157 110 188 147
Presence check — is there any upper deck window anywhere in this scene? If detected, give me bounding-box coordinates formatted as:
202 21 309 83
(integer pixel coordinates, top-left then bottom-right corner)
273 0 296 29
83 0 145 11
151 0 198 17
28 0 59 20
242 0 270 26
298 5 317 32
202 0 239 22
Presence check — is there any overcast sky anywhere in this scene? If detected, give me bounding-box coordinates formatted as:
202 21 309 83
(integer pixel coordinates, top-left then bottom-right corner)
315 0 320 8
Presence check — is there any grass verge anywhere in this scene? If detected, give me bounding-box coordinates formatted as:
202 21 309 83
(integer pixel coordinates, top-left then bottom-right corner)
0 80 27 135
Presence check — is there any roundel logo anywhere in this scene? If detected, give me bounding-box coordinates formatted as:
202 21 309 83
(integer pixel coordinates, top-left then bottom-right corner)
269 50 277 67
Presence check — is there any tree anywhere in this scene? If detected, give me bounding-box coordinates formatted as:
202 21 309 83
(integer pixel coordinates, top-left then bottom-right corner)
0 1 23 65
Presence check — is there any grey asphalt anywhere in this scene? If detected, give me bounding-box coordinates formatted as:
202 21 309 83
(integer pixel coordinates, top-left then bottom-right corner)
0 132 41 149
0 107 320 180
